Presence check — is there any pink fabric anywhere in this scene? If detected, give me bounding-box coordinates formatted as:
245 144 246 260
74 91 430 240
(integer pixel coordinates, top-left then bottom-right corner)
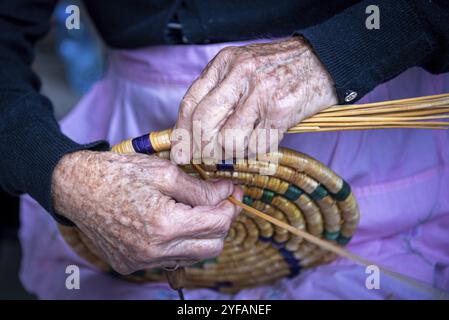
19 42 449 299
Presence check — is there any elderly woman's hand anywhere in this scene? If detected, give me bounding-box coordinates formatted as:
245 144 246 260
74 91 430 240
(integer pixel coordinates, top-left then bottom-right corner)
52 150 242 274
172 37 337 163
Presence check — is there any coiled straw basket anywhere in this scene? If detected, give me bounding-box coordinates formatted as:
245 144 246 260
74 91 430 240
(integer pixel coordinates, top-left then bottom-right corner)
57 93 449 293
59 128 360 293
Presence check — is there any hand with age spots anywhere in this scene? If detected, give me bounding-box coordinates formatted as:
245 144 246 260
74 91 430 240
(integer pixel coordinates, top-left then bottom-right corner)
52 150 243 274
172 37 338 163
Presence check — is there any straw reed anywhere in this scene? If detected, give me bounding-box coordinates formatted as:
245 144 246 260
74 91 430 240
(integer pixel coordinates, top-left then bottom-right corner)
58 93 449 295
288 93 449 133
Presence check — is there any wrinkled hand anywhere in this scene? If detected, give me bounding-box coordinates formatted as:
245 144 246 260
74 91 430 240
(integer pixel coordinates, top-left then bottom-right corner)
172 37 337 163
52 150 242 274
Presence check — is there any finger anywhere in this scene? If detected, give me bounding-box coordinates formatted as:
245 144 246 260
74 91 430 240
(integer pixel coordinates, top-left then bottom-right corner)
230 184 244 218
160 165 234 207
172 51 231 163
192 73 243 133
191 74 246 162
175 64 221 133
164 238 225 261
248 118 285 155
175 47 236 134
167 199 237 240
219 94 259 159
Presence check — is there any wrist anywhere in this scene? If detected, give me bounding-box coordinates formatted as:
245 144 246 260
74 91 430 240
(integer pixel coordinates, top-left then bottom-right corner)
51 150 97 222
288 36 338 108
290 40 338 121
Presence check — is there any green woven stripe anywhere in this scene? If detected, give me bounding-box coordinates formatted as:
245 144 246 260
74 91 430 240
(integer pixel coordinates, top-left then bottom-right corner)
193 257 218 268
203 257 218 265
331 180 351 201
284 184 303 201
337 235 352 245
149 268 163 275
323 230 340 241
261 189 275 204
309 185 328 200
243 195 254 206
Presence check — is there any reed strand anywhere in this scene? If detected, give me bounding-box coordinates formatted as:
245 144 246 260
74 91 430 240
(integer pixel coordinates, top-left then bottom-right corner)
287 93 449 133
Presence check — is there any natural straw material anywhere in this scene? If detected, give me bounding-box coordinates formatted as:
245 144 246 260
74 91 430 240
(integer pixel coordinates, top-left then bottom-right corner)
58 93 449 294
289 93 449 133
191 164 449 298
61 141 360 292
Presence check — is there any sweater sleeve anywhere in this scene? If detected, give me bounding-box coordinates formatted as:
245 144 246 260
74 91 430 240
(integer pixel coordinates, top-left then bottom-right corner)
0 0 109 225
297 0 449 104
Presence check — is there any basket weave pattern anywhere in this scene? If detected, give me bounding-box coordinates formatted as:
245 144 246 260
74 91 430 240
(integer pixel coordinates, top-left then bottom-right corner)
59 130 360 293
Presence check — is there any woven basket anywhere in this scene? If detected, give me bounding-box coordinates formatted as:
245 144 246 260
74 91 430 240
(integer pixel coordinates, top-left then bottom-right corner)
59 129 360 293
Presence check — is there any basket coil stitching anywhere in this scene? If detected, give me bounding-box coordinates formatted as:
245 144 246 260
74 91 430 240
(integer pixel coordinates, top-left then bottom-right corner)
60 129 360 292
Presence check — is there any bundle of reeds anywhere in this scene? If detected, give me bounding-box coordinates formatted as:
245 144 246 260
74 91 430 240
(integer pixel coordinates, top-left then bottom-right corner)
288 93 449 133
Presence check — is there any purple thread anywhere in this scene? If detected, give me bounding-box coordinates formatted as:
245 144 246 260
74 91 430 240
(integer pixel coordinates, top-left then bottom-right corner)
132 134 154 154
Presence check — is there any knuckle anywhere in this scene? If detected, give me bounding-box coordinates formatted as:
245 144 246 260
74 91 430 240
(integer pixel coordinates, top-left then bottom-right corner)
153 217 174 241
235 55 253 67
228 60 254 80
207 240 225 258
159 161 180 182
144 210 173 243
217 46 237 60
179 95 196 115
